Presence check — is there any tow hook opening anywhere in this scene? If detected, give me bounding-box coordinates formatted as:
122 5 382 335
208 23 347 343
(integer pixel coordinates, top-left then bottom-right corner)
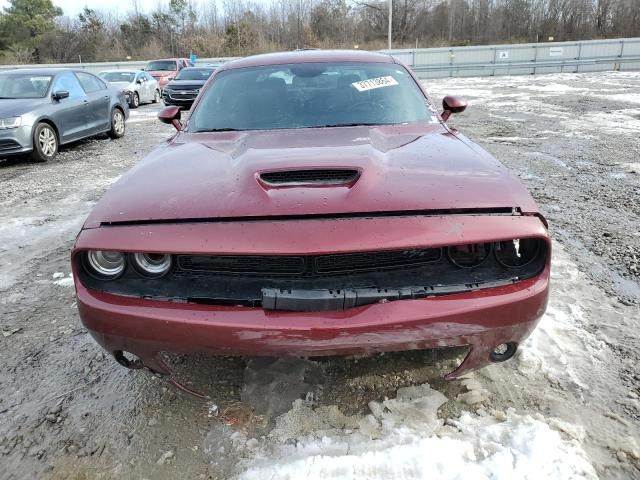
489 342 518 362
114 350 144 369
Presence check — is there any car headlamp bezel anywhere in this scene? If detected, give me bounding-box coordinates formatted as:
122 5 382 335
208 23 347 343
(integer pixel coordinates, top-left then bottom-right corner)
131 252 173 278
0 116 22 130
84 250 126 279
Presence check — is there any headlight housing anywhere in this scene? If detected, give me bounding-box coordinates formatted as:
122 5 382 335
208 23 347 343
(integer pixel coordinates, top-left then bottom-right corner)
447 243 492 268
132 253 172 277
494 238 542 268
0 117 22 129
85 251 126 279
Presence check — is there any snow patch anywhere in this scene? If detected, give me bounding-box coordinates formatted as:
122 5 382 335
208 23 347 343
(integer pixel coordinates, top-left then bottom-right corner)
53 274 74 287
516 253 609 390
240 385 596 479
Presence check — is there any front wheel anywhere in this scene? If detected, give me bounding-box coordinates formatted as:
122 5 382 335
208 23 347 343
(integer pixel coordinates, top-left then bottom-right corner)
30 123 58 162
152 89 161 103
130 92 140 109
108 108 126 139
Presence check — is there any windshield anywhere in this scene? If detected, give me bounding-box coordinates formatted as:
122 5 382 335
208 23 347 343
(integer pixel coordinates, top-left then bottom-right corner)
145 61 177 72
189 63 435 132
175 68 214 81
100 71 135 83
0 74 53 99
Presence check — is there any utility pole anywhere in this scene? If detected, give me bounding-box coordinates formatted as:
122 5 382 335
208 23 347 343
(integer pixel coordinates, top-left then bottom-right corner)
388 0 392 50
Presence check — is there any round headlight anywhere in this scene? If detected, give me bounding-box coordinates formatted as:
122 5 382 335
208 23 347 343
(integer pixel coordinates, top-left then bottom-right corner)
132 253 172 277
447 243 491 269
86 250 125 279
495 238 541 268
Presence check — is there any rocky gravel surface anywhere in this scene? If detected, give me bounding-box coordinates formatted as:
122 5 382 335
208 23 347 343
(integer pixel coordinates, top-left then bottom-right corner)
1 72 639 479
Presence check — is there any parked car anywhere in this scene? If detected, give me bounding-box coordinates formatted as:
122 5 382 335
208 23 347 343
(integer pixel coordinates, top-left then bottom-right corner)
144 58 192 90
99 70 160 108
72 50 550 384
0 68 128 162
162 66 216 109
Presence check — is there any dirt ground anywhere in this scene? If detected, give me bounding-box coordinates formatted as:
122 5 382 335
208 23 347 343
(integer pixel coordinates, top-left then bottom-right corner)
1 72 639 479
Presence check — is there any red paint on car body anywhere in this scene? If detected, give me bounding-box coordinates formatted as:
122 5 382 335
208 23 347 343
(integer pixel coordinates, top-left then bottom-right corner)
73 50 551 379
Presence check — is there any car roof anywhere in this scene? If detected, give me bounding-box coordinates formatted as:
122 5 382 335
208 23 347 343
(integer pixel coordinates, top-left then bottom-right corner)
0 68 75 75
220 50 395 71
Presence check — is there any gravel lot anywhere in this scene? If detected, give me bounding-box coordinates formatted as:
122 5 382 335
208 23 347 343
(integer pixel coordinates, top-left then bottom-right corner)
1 72 639 479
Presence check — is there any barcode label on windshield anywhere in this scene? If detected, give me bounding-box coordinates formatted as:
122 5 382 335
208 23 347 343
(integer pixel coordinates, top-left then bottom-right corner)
351 76 399 92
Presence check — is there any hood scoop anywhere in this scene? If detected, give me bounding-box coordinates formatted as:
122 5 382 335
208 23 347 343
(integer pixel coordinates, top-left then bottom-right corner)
258 168 361 188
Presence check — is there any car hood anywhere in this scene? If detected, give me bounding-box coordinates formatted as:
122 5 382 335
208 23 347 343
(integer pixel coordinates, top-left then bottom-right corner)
0 98 46 117
84 124 540 227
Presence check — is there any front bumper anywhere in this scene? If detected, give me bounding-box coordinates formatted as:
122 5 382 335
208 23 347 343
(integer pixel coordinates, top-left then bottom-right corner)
0 125 33 156
162 93 197 108
73 214 551 378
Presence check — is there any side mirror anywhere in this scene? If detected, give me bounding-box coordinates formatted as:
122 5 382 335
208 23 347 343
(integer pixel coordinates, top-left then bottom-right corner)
441 95 467 122
136 79 143 84
52 90 70 100
158 106 182 131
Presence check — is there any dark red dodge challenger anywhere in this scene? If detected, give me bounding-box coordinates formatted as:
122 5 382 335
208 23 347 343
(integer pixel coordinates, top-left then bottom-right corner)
72 50 550 383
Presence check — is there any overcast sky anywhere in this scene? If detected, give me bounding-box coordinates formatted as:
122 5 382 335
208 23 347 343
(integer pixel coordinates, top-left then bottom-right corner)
0 0 171 16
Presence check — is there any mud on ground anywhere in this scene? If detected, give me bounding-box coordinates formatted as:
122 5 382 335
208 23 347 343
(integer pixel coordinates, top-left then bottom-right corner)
1 73 639 479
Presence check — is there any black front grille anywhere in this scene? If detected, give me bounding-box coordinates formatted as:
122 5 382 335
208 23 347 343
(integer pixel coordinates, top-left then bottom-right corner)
0 139 21 152
77 240 548 311
177 248 442 277
315 249 441 274
260 169 360 186
178 255 305 275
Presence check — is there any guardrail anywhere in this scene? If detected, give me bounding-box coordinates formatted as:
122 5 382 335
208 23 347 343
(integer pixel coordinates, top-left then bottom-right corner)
383 37 640 78
1 38 639 78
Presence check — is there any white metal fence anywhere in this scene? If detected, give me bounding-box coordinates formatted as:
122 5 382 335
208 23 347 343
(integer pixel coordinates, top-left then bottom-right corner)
384 37 640 78
1 38 639 78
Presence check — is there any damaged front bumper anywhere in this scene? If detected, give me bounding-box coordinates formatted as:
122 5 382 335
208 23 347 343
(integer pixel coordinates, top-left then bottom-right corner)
76 270 548 379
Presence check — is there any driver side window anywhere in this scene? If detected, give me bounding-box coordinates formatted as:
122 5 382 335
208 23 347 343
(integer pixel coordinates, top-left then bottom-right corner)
52 72 85 98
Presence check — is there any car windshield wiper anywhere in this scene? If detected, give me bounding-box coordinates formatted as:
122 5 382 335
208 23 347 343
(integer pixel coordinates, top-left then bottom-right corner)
0 96 17 99
192 128 247 132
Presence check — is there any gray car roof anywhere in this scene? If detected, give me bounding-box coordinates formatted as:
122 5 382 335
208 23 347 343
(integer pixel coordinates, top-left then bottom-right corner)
0 68 79 75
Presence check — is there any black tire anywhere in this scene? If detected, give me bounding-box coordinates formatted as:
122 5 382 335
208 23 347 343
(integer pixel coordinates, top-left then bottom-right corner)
108 108 126 139
152 89 161 103
130 92 140 109
30 123 58 162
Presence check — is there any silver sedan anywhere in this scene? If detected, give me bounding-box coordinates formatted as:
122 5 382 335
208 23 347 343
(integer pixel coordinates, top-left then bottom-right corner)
99 70 161 109
0 68 129 162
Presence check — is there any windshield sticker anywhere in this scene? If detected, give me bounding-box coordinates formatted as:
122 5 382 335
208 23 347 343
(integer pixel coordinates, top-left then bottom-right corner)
351 76 399 92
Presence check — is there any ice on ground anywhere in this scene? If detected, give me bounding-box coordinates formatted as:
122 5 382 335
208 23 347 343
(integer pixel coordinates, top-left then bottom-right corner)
456 377 490 405
516 252 611 390
522 83 589 93
240 384 596 480
53 273 74 287
562 109 640 136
